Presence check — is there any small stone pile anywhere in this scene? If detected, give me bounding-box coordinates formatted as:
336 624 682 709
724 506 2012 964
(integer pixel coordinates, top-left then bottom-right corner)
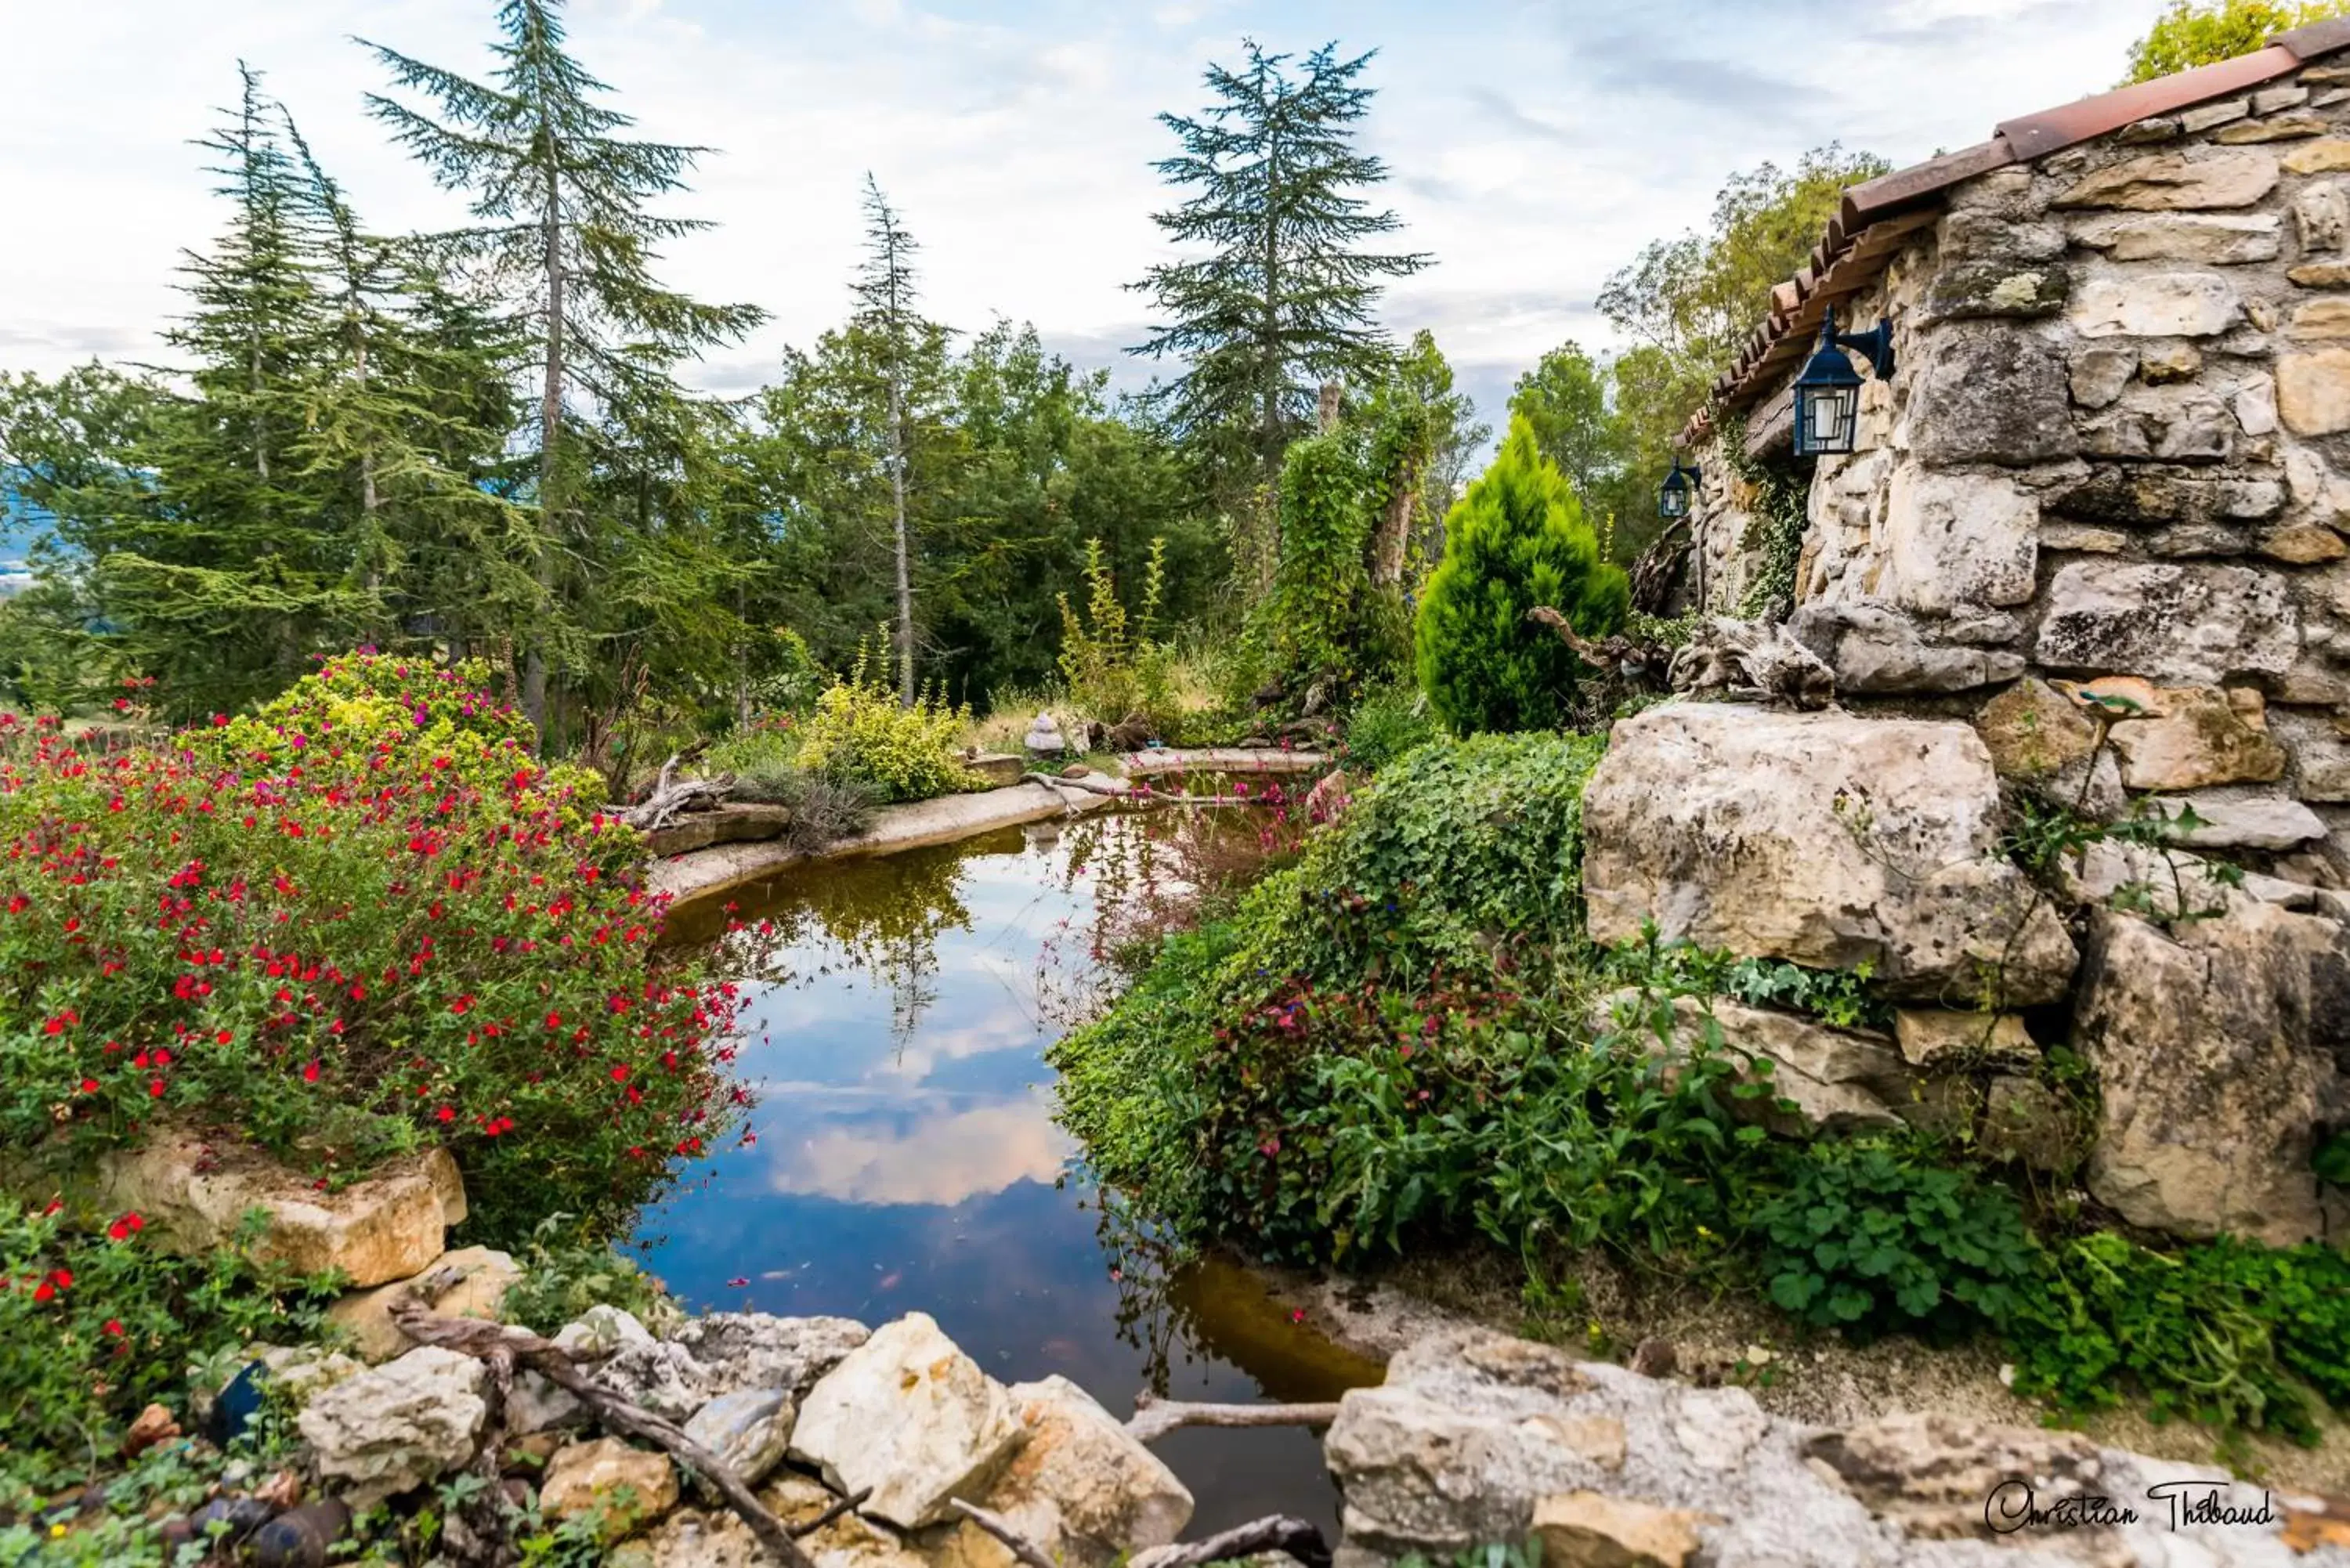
273 1306 1193 1567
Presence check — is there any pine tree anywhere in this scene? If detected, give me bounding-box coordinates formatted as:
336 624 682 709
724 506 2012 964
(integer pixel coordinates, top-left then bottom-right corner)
363 0 765 725
852 175 924 706
1415 417 1629 735
1131 41 1429 494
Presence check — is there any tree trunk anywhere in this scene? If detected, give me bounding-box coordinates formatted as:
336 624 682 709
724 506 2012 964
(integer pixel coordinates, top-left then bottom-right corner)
524 175 563 732
890 365 913 708
1370 452 1421 587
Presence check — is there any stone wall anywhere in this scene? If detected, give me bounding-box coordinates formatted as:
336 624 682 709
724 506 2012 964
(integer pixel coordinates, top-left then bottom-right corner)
1687 64 2350 881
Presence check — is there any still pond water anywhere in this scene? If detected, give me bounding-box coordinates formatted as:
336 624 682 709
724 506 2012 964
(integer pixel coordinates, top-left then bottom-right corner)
639 811 1379 1534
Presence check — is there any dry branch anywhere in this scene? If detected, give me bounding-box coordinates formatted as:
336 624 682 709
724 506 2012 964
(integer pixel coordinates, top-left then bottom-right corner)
790 1487 872 1540
388 1301 816 1568
949 1500 1059 1568
1123 1392 1345 1444
1130 1516 1334 1568
621 753 734 831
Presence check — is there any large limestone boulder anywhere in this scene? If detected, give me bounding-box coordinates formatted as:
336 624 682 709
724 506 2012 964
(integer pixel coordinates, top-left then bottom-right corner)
945 1375 1193 1568
1591 992 1915 1135
96 1133 463 1288
2033 560 2298 684
600 1313 870 1420
1582 706 2077 1006
789 1312 1026 1530
539 1436 679 1538
680 1389 796 1487
296 1345 486 1508
2073 902 2350 1242
1788 600 2025 695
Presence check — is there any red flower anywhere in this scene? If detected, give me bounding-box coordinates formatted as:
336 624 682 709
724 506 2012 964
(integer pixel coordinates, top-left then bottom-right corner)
78 1078 98 1094
103 1319 124 1338
302 1060 321 1084
609 1064 630 1084
150 1078 166 1099
32 1281 53 1303
436 1104 456 1124
107 1212 144 1241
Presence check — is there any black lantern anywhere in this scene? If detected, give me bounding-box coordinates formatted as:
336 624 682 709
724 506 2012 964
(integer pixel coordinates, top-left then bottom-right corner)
1792 306 1896 459
1657 461 1701 521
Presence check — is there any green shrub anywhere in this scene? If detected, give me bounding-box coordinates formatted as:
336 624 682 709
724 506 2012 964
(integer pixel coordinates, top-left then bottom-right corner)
1057 538 1179 726
498 1212 671 1337
1415 416 1629 734
1752 1140 2040 1339
0 1201 340 1492
0 653 744 1245
795 634 972 804
1339 683 1439 775
1264 433 1386 700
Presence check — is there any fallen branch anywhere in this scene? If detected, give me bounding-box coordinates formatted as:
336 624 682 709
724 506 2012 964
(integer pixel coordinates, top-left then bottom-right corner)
949 1500 1058 1568
622 753 735 832
1123 1393 1344 1444
389 1302 815 1568
1130 1516 1334 1568
789 1487 872 1540
1019 773 1283 808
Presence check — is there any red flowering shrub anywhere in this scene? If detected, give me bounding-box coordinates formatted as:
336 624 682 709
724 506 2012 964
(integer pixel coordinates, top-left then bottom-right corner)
0 654 747 1244
0 1200 340 1489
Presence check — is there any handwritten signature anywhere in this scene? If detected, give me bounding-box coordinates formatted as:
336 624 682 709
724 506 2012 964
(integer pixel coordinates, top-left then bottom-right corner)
1986 1480 2280 1534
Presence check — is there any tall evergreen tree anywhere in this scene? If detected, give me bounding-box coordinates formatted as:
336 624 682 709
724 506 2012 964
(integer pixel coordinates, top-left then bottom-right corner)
852 175 924 705
363 0 765 726
1130 41 1429 497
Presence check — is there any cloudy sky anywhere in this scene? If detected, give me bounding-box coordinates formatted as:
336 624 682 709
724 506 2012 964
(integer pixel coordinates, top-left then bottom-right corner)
5 0 2155 426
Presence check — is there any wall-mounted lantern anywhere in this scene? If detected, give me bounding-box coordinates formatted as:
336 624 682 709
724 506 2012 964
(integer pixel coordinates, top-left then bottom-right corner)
1792 306 1895 459
1656 461 1701 522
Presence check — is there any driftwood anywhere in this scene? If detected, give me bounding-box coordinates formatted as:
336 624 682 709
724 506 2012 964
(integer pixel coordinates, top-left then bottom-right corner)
1668 616 1836 710
1524 606 1671 692
621 753 734 832
1123 1393 1344 1445
949 1500 1060 1568
1131 1516 1335 1568
388 1301 817 1568
1628 517 1692 614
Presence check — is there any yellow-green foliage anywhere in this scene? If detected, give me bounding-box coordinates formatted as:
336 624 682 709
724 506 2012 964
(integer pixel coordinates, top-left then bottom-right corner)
2123 0 2349 82
796 631 973 803
1057 538 1177 723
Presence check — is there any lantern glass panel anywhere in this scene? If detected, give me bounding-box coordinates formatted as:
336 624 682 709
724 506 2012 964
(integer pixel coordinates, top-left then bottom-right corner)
1795 381 1859 457
1658 470 1690 520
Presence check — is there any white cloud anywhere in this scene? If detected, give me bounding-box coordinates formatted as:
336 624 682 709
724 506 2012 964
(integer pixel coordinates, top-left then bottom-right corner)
765 1095 1074 1206
1 0 2153 429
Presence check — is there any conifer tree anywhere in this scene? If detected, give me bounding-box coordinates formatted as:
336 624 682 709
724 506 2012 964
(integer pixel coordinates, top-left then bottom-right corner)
853 174 924 706
1131 41 1429 493
1415 416 1629 735
363 0 765 725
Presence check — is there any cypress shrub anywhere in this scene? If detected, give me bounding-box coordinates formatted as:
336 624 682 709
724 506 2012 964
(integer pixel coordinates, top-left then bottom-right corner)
1415 415 1629 733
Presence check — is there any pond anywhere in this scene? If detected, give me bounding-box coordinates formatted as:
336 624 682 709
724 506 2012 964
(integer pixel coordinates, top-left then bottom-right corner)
640 806 1379 1536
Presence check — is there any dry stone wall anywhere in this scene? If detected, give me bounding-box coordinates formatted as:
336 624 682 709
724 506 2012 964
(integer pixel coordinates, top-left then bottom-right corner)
1687 63 2350 880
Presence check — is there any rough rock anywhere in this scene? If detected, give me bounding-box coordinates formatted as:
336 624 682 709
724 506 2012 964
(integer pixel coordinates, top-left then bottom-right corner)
2160 788 2328 849
680 1389 796 1487
2281 347 2350 435
539 1436 679 1537
2073 903 2350 1243
1593 992 1911 1135
327 1245 521 1362
1806 1412 2106 1541
2070 270 2240 338
1788 601 2024 694
601 1313 869 1421
1907 331 2077 467
645 1474 927 1568
1583 705 2077 1006
1922 262 2067 320
2261 521 2350 561
2276 707 2350 800
2090 681 2287 789
1972 677 2100 779
2287 138 2350 174
555 1303 658 1362
2078 385 2234 462
2069 211 2280 263
788 1312 1025 1530
295 1345 487 1508
2048 464 2286 525
510 1371 588 1436
2033 560 2298 682
947 1375 1193 1568
2052 147 2279 210
2059 838 2245 920
960 753 1025 787
2303 181 2350 255
246 1343 366 1404
1529 1492 1711 1568
96 1136 463 1288
1882 468 2037 609
2216 110 2328 142
639 804 794 858
1891 1010 2036 1071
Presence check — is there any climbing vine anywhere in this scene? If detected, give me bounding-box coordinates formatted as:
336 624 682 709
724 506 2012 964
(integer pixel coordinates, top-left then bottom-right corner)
1716 408 1811 622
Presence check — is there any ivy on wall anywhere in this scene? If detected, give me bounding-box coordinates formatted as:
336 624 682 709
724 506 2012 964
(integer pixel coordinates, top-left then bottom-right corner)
1715 409 1811 623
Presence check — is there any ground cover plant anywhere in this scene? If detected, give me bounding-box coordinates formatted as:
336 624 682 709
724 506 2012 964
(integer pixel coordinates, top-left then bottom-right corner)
1054 723 2350 1451
0 653 746 1247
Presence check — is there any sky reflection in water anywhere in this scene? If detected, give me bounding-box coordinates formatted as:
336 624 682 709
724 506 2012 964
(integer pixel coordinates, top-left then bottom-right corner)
638 817 1377 1534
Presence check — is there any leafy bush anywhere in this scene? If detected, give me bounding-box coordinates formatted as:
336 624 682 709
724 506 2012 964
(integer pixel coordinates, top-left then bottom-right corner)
0 653 745 1244
1339 683 1439 775
1752 1140 2040 1339
1415 416 1629 734
1264 432 1392 701
794 634 972 804
0 1200 341 1491
498 1212 671 1337
1607 934 1889 1031
704 714 801 804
